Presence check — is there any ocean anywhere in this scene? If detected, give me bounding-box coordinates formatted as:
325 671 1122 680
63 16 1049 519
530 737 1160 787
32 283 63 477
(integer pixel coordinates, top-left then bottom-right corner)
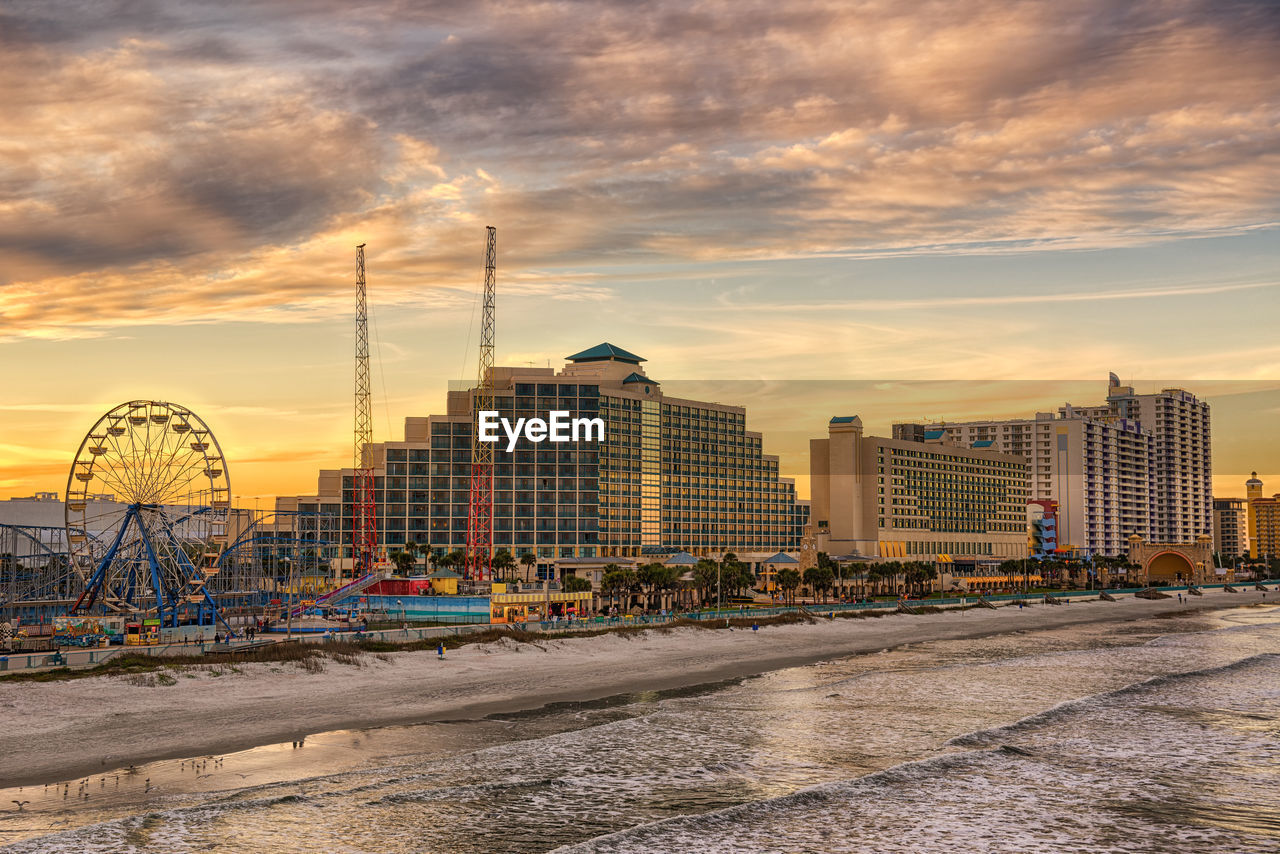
2 604 1277 853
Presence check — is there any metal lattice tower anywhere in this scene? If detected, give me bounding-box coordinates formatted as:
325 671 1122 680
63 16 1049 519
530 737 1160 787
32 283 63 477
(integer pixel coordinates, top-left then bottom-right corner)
353 243 377 577
466 226 497 582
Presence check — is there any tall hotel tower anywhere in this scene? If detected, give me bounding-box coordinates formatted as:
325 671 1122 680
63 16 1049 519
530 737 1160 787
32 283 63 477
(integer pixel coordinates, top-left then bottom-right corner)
279 344 806 574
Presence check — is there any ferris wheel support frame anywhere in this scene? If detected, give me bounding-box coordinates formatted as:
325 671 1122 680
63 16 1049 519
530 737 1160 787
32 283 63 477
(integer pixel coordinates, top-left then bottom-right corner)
156 511 232 633
72 504 232 632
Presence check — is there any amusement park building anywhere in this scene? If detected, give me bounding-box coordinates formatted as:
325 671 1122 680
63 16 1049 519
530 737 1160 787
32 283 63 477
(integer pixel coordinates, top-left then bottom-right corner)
277 344 807 573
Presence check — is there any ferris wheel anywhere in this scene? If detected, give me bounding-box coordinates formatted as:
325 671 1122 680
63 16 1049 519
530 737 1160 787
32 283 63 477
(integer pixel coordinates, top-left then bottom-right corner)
65 400 231 627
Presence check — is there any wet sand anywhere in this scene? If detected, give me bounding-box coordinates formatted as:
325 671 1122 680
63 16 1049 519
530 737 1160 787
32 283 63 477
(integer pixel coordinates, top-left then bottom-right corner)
0 590 1271 789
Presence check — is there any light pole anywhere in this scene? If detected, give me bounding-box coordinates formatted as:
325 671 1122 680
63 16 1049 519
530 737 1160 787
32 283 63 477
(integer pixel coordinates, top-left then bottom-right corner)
397 598 404 632
716 559 722 616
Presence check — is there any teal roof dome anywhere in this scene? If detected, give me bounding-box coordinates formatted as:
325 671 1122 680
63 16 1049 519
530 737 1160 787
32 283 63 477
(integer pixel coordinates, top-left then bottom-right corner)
566 343 644 364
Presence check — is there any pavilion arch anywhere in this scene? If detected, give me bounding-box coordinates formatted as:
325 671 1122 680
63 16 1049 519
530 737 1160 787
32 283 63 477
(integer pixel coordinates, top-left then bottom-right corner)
1146 551 1195 584
1128 535 1214 587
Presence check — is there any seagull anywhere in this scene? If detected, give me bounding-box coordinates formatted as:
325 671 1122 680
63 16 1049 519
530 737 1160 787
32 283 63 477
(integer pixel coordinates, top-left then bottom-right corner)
11 800 30 811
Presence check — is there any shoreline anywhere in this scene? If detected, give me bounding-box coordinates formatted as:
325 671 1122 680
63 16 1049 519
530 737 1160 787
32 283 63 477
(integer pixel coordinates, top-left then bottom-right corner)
1 591 1272 790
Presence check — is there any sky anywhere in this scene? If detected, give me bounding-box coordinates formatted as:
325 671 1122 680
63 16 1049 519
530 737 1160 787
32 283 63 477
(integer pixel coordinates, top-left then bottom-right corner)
0 0 1278 503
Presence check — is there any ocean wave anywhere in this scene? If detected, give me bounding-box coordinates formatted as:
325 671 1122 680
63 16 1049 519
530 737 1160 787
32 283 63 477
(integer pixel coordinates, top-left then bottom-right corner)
947 652 1278 747
548 748 1020 853
370 776 569 805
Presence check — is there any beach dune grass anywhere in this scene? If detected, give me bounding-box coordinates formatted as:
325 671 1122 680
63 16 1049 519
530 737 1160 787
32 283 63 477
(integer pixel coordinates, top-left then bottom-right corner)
0 610 841 684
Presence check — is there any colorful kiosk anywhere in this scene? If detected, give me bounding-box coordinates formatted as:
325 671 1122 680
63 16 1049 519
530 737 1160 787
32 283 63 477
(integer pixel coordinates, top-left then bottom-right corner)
489 585 593 624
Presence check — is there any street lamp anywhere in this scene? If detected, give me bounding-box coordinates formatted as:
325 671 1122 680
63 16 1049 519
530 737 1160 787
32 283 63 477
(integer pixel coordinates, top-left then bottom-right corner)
397 598 405 632
716 559 722 616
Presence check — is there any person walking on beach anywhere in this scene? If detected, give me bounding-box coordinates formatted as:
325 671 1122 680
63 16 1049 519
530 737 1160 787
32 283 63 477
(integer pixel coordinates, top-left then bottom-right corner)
1178 592 1183 603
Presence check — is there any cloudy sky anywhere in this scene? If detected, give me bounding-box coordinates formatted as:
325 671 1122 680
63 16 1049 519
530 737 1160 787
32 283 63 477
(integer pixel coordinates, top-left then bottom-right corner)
1 0 1277 501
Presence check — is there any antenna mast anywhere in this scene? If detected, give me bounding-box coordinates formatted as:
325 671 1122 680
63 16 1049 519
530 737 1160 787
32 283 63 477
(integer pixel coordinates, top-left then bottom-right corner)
466 226 497 582
354 243 377 578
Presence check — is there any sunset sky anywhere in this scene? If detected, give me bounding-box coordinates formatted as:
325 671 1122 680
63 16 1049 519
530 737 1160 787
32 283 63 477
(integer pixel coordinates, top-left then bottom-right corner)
1 0 1277 503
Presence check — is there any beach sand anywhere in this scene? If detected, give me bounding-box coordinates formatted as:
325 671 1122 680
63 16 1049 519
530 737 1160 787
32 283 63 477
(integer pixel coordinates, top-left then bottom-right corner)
0 590 1270 788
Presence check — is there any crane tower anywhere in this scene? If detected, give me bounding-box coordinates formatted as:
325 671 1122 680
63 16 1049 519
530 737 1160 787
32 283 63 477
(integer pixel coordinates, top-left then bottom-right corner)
353 243 377 577
466 226 497 581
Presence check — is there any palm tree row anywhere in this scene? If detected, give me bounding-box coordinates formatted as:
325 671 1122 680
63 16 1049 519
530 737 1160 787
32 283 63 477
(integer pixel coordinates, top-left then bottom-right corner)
596 553 759 613
384 546 547 586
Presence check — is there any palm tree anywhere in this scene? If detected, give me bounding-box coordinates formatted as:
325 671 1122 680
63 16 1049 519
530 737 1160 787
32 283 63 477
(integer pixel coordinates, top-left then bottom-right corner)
491 549 517 584
720 559 754 599
563 575 592 593
649 563 679 611
520 552 537 583
776 568 801 604
636 562 661 610
918 562 938 597
600 563 634 613
390 549 416 575
721 553 747 594
817 552 843 599
882 560 905 597
804 565 835 603
694 558 720 607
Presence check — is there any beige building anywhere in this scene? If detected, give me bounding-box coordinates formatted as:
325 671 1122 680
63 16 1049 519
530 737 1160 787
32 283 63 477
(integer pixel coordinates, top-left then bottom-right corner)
898 407 1151 557
1107 380 1212 544
810 416 1028 569
1246 472 1280 560
1212 497 1248 561
904 375 1211 556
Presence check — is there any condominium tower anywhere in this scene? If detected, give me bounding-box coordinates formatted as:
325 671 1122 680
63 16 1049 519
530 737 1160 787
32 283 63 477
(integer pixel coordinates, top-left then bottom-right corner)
1105 378 1212 543
901 375 1211 556
1212 497 1248 561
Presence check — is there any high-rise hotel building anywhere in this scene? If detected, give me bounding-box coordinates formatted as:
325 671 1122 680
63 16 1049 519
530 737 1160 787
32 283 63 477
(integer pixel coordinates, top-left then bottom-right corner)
811 416 1029 563
903 375 1211 556
278 344 806 570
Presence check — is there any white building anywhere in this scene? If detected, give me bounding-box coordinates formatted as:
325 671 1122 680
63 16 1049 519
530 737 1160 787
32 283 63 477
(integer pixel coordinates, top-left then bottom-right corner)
899 375 1210 557
1105 380 1212 544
